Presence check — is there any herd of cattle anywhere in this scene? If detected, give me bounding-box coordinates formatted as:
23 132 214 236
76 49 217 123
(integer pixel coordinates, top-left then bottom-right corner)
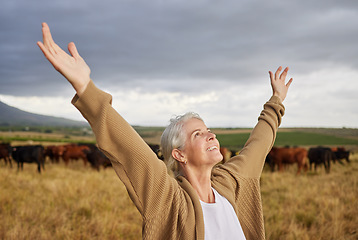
0 141 352 175
265 146 350 174
0 143 112 173
221 146 351 175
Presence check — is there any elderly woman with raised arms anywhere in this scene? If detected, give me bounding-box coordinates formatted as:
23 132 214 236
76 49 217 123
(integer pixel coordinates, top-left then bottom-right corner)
38 22 292 240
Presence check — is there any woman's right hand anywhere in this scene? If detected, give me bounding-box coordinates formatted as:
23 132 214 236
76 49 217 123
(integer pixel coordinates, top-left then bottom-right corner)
37 22 91 96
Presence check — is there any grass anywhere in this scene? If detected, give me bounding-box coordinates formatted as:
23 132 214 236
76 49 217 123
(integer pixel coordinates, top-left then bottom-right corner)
1 153 357 239
261 153 358 240
2 128 358 150
216 131 358 150
0 131 95 146
215 132 251 148
273 131 358 146
0 162 141 240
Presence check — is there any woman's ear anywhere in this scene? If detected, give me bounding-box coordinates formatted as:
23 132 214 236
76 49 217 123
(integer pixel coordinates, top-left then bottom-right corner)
172 149 185 163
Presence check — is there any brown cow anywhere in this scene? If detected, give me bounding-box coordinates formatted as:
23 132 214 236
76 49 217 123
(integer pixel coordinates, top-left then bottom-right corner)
44 145 66 163
267 147 308 175
0 143 12 167
220 147 232 163
62 144 90 166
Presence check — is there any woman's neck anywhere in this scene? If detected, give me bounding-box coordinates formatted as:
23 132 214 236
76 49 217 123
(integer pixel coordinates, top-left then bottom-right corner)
184 167 215 203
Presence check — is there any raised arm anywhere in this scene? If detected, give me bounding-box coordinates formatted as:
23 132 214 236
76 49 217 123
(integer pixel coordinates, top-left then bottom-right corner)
37 22 90 96
222 67 292 178
37 23 181 224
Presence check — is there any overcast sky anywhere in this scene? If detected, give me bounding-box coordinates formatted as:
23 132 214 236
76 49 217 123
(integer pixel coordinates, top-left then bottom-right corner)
1 0 357 128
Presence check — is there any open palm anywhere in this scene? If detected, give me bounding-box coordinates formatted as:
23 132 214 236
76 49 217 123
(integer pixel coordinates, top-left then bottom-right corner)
269 66 293 102
37 22 91 95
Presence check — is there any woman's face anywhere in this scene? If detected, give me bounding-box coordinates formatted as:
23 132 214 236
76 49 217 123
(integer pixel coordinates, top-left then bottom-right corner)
180 118 223 167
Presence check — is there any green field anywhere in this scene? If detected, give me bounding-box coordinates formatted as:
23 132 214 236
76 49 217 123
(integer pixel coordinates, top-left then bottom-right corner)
1 127 358 152
216 131 358 150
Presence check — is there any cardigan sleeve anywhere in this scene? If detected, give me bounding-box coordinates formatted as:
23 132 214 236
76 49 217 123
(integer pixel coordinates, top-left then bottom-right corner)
220 96 285 179
71 80 179 219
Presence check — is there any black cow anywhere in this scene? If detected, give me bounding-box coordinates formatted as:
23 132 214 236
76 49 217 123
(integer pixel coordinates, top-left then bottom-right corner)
11 145 45 173
308 147 334 173
332 147 350 164
85 146 112 171
0 143 12 167
148 144 164 160
265 154 275 172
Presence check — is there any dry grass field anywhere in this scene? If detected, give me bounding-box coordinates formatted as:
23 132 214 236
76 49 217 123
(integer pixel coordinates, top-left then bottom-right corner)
0 161 142 240
261 153 358 240
0 152 357 239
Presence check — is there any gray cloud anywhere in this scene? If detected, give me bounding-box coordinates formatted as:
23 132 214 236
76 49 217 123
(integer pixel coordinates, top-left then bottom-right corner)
1 0 357 127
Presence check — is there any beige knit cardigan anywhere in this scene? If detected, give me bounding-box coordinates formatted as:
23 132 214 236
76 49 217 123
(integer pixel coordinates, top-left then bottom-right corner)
72 80 285 240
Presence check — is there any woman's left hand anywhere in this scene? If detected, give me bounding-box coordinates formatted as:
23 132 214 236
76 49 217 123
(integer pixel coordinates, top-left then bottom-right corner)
269 66 293 102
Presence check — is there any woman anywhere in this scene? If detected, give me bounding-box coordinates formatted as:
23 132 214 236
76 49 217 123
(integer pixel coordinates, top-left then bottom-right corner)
38 22 292 240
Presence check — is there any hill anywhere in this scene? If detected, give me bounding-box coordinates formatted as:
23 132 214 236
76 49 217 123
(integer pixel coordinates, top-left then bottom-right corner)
0 100 87 127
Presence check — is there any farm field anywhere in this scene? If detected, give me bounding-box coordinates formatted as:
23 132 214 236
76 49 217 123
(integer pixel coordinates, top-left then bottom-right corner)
261 155 358 240
1 128 358 239
2 127 358 148
1 153 357 239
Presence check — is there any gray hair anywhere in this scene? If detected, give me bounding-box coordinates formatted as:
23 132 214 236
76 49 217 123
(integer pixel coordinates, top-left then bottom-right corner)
160 112 203 176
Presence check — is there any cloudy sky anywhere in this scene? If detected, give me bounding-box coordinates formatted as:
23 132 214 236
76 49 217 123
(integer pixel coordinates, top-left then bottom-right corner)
1 0 357 128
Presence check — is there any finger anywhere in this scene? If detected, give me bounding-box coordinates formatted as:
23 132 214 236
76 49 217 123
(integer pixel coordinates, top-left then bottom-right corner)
286 78 293 88
42 23 60 56
268 71 274 81
41 23 54 56
37 41 57 67
37 41 51 59
275 66 282 80
68 42 80 58
280 67 289 80
37 41 46 55
42 23 53 47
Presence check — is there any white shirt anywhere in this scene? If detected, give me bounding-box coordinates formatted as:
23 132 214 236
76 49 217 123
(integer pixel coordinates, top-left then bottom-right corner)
200 188 246 240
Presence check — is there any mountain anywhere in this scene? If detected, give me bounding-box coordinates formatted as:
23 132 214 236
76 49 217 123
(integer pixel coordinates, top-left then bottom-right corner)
0 100 87 127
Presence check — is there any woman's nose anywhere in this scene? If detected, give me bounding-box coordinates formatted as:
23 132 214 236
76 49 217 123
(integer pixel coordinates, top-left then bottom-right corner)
207 132 216 141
